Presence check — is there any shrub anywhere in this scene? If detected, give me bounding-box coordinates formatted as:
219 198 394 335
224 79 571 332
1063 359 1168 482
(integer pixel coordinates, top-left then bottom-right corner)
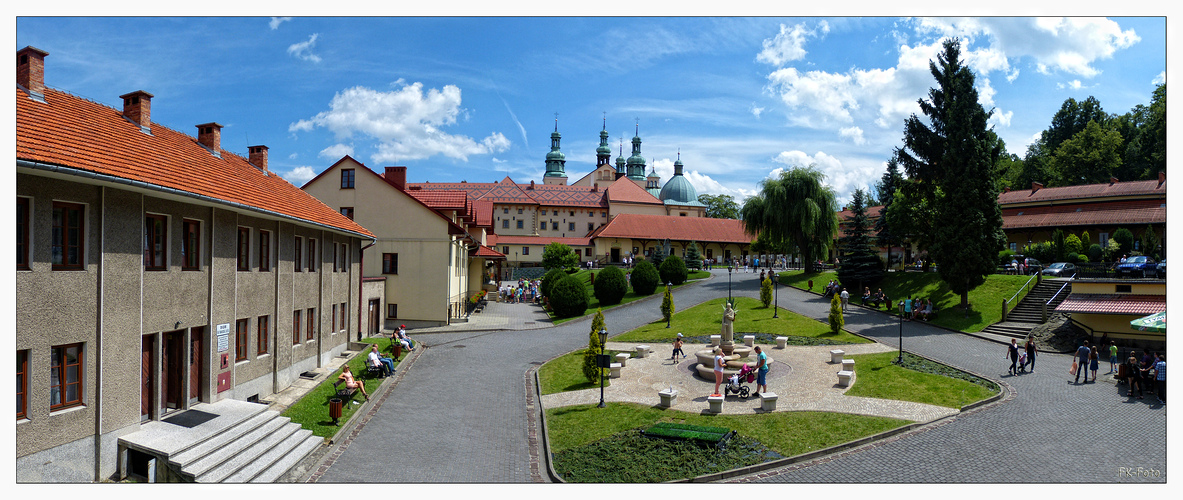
550 274 589 318
593 266 628 306
661 285 674 325
582 310 607 384
760 278 772 307
828 293 844 335
1064 234 1083 256
543 242 579 272
1022 241 1054 264
630 260 660 295
1088 243 1104 263
650 245 667 269
659 255 689 285
541 268 567 299
1112 228 1135 257
684 242 703 270
998 249 1017 266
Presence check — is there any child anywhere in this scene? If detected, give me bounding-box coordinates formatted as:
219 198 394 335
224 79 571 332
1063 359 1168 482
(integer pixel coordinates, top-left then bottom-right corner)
671 333 685 360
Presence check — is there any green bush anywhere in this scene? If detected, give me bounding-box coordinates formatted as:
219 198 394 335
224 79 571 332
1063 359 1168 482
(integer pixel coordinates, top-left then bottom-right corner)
661 285 674 325
659 254 689 285
1112 228 1135 257
760 278 772 307
630 260 660 295
650 245 666 269
550 274 590 318
583 310 607 384
593 266 628 306
1064 234 1083 256
1022 241 1054 264
1088 243 1104 262
828 293 844 335
541 268 567 300
998 249 1017 266
543 242 579 272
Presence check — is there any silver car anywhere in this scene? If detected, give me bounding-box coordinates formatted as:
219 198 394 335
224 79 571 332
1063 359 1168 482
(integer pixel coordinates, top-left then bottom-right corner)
1041 262 1076 277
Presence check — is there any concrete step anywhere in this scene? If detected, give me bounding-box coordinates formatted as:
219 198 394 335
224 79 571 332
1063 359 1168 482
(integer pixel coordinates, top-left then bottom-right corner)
222 426 317 483
249 433 324 483
169 410 275 471
198 420 300 483
184 413 289 480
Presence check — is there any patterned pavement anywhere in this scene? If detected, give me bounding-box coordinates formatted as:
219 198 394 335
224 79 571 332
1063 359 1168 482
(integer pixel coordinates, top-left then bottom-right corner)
311 269 1167 483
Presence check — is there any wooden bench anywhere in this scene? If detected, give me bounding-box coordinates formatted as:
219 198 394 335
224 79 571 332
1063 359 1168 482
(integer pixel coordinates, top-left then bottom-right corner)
329 379 360 426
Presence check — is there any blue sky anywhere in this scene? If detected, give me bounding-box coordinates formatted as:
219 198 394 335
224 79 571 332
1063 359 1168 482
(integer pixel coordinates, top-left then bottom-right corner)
14 14 1166 207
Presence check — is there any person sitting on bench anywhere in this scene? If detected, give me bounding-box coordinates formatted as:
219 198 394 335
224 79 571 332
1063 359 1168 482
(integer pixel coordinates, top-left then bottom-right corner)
369 344 394 377
338 365 369 401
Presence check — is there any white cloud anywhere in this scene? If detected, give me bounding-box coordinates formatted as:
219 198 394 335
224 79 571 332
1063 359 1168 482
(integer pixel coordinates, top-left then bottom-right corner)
290 83 512 163
749 104 764 118
283 166 317 185
318 143 354 159
288 33 321 63
756 21 830 67
269 17 291 30
989 109 1013 129
839 126 866 145
288 153 298 160
767 150 880 205
1056 80 1085 90
1152 71 1165 85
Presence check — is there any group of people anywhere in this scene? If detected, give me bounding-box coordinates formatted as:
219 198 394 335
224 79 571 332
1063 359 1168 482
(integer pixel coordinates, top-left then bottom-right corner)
1120 347 1166 404
709 345 770 397
347 325 420 401
501 278 540 304
1007 257 1037 275
1005 337 1038 375
862 287 889 308
902 296 934 321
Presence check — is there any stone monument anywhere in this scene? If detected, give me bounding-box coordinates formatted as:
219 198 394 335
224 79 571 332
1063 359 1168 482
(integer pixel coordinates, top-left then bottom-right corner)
720 302 736 356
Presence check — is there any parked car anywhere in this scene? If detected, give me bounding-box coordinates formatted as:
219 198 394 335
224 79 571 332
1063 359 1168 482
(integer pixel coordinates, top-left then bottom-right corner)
1156 260 1166 279
1114 255 1157 278
1042 262 1076 277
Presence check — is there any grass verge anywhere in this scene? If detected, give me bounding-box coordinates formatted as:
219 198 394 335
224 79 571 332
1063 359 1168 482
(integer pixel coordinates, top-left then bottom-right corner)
547 402 908 482
538 348 634 395
612 296 868 344
844 351 999 408
775 270 1033 332
548 268 707 325
280 338 404 439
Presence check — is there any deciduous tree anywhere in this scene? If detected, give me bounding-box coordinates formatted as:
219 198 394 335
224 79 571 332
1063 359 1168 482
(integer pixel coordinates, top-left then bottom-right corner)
741 166 838 273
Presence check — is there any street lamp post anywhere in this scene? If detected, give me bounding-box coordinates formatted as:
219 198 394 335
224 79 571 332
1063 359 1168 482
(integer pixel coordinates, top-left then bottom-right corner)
896 301 904 364
773 271 779 318
597 328 608 408
665 282 672 328
727 264 732 306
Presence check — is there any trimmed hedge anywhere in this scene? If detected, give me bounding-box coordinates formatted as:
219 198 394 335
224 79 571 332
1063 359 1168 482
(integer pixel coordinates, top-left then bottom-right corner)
550 274 590 318
541 268 567 300
593 265 628 306
659 254 688 285
630 260 661 296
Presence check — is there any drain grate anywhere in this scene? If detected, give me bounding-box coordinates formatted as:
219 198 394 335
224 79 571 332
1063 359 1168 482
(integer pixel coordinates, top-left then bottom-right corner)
530 361 543 365
299 371 318 380
524 322 535 325
453 345 466 348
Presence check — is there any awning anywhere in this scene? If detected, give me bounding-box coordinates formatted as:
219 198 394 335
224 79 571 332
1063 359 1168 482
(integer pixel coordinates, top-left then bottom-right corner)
470 245 507 260
1130 312 1166 333
1055 293 1166 316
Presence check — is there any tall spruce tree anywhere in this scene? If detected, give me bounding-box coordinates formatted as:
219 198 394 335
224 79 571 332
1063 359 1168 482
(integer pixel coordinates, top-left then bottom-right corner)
838 188 884 292
895 38 1006 309
875 157 904 270
582 310 607 384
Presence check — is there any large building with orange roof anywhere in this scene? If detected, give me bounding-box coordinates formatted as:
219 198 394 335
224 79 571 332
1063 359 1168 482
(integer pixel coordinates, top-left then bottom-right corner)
16 47 377 482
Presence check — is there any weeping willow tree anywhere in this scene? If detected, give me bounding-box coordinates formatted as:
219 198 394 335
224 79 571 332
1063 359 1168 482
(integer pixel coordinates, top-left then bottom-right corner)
741 166 838 273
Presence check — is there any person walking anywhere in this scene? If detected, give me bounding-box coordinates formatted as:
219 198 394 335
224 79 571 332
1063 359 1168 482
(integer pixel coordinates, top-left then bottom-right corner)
1089 345 1100 383
904 296 913 321
712 348 725 396
1127 353 1144 399
753 345 769 397
671 333 686 361
1024 337 1037 372
1108 342 1118 374
1153 354 1166 404
1006 338 1020 375
840 288 850 312
1073 340 1091 384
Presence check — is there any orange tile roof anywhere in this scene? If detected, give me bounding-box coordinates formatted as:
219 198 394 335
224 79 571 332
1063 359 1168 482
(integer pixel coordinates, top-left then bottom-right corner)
17 88 374 238
405 189 469 212
1001 200 1166 230
998 179 1165 205
1055 294 1166 315
594 213 752 243
605 178 663 204
470 245 506 259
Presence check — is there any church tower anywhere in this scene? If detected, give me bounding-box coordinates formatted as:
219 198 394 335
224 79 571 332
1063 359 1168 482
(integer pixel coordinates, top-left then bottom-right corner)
625 121 646 182
543 116 567 185
596 116 612 167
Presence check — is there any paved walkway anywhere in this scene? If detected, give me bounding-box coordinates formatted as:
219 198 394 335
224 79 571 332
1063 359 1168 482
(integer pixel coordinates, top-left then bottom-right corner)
309 269 1167 483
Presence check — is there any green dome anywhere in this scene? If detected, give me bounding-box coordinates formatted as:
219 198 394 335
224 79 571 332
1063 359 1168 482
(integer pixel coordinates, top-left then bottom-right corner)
659 174 699 204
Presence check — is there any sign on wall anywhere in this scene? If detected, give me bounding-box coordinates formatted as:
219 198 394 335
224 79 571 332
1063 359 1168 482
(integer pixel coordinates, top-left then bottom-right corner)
216 323 230 352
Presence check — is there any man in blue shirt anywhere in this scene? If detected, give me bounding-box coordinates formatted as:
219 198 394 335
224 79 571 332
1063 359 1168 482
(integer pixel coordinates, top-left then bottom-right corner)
1153 353 1166 404
1074 340 1092 384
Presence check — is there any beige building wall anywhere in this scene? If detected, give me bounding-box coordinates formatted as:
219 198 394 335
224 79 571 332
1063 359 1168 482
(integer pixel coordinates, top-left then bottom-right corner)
609 202 667 218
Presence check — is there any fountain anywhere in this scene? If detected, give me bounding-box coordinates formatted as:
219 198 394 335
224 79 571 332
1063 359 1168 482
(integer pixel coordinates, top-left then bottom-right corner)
694 302 755 378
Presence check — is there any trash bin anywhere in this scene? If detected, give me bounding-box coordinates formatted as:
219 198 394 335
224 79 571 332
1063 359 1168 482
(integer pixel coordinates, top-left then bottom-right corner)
329 398 344 425
393 343 402 359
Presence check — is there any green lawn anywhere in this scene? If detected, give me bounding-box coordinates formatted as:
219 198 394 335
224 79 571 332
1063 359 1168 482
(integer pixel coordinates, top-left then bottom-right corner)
844 352 999 408
775 270 1034 332
538 348 632 395
280 338 405 439
549 268 709 325
612 296 869 344
546 402 908 457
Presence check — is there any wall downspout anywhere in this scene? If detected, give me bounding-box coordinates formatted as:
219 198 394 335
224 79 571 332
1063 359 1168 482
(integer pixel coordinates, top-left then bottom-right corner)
357 239 376 341
92 186 106 481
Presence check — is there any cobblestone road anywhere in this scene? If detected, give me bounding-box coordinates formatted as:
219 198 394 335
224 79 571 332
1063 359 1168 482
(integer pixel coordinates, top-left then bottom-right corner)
314 269 1166 483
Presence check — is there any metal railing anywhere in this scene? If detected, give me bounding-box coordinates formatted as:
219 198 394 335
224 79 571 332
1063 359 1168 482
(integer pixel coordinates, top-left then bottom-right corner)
1002 273 1040 322
1042 276 1074 322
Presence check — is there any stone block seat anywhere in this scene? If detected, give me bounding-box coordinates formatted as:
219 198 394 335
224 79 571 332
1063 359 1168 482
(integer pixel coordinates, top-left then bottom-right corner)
635 345 650 358
609 363 622 379
658 388 677 408
615 352 630 367
830 349 846 364
759 392 778 411
775 336 787 349
837 370 853 388
707 395 724 413
842 359 855 371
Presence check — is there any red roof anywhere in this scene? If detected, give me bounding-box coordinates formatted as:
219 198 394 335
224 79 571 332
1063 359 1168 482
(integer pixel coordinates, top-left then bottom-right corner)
405 189 470 212
470 245 506 259
17 88 374 238
1055 294 1166 315
594 213 752 243
1002 204 1165 230
998 179 1165 206
605 178 663 205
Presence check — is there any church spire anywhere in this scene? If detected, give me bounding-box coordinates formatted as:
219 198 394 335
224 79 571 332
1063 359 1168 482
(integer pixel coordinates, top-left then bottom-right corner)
543 113 567 184
596 112 612 167
626 118 646 180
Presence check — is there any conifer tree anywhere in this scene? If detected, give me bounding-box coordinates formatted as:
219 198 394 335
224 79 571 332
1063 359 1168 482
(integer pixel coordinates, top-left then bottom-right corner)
582 309 607 384
660 285 674 326
828 293 844 335
875 157 904 270
838 188 884 292
895 38 1005 309
685 241 703 270
760 277 772 307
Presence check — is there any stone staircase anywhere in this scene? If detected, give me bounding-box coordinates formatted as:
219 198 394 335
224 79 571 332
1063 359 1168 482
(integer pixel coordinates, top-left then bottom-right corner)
980 278 1072 340
119 398 323 483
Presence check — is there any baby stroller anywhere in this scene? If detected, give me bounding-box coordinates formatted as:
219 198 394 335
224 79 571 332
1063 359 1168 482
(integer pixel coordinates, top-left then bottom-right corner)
723 364 757 398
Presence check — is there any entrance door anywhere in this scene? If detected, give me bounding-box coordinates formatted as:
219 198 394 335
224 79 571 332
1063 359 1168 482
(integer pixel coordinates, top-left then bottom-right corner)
162 330 185 410
189 327 204 404
141 335 155 421
368 299 380 335
610 248 620 263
